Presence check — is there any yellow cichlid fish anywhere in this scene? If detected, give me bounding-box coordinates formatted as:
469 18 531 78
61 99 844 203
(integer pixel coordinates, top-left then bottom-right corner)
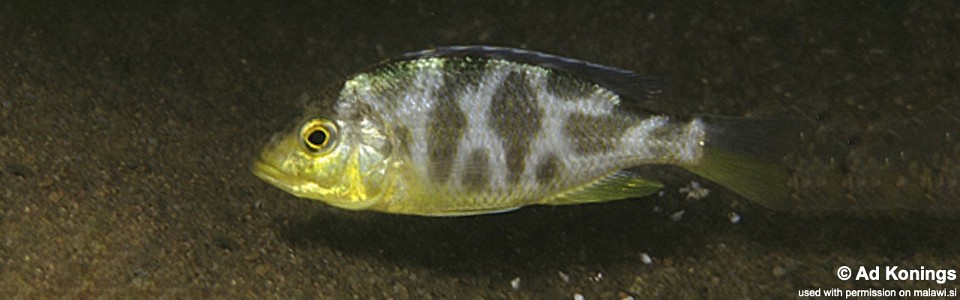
252 46 800 216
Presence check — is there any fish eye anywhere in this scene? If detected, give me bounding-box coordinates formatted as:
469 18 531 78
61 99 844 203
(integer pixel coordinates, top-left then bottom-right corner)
300 119 338 153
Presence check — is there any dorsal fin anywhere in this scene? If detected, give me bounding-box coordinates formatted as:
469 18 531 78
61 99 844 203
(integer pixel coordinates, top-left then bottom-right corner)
397 46 665 108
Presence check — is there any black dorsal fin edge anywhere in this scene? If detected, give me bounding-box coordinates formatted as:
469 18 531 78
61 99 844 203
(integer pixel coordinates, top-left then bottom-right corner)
397 46 665 108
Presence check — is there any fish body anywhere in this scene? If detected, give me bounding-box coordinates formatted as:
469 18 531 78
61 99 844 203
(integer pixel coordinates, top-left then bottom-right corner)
252 46 791 216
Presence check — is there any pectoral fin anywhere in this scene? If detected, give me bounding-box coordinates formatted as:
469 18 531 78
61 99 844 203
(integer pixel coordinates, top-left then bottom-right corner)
543 171 664 206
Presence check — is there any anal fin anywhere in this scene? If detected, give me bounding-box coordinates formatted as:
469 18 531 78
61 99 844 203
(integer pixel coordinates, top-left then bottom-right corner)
543 171 664 206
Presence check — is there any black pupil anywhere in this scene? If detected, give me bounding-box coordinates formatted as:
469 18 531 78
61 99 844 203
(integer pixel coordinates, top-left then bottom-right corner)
307 129 327 148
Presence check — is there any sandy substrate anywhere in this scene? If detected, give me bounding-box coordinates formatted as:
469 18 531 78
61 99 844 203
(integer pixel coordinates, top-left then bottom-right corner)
2 1 959 298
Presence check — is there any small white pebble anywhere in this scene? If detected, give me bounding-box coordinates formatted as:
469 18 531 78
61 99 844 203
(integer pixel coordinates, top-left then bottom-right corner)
670 210 685 222
558 271 570 283
640 252 653 265
622 296 636 300
589 272 603 282
657 190 666 197
728 212 741 224
510 277 521 290
573 293 585 300
679 180 710 200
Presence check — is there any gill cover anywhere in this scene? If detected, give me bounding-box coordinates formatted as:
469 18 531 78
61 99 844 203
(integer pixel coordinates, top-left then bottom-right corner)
252 113 395 211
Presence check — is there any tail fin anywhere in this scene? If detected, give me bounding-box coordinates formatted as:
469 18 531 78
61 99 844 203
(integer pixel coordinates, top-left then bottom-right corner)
682 117 809 210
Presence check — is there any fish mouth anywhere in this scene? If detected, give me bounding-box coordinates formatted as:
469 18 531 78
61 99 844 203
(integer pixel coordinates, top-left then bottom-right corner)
250 157 303 195
250 149 384 211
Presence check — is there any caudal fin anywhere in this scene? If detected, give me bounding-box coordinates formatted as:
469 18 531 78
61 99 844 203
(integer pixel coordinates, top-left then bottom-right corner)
683 117 810 210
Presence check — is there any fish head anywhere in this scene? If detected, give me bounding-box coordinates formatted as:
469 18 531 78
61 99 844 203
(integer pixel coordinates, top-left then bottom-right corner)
252 108 396 211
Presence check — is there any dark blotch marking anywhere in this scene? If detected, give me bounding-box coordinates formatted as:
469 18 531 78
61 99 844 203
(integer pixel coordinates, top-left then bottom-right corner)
490 70 543 184
424 60 494 183
427 78 467 183
546 71 596 101
462 149 490 191
437 58 488 98
565 113 634 154
394 125 413 157
536 154 563 185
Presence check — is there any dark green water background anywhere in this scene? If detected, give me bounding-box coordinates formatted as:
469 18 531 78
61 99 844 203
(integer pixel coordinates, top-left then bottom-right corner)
1 1 958 298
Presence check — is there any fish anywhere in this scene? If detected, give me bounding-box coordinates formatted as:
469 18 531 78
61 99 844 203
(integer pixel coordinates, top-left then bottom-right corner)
251 46 803 216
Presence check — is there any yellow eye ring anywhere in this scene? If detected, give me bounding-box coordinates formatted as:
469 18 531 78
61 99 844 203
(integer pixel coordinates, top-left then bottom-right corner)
300 119 338 153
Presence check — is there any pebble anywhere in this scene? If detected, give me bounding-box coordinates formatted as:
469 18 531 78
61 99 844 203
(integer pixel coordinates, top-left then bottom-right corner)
573 293 585 300
727 212 741 224
47 191 63 202
670 210 685 222
679 181 710 200
557 271 570 283
510 277 521 290
255 264 268 276
37 177 54 188
640 252 653 265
